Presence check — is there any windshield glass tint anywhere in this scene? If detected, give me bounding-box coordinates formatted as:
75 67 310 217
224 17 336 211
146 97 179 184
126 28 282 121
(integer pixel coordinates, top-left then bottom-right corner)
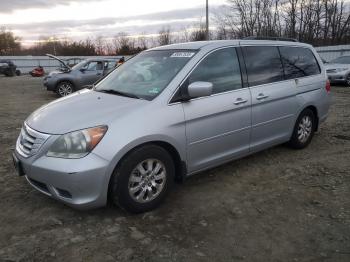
330 56 350 64
94 50 196 100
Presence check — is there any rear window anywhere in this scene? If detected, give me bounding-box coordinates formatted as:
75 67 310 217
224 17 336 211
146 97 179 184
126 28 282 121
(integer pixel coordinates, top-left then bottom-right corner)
242 46 284 86
279 47 321 79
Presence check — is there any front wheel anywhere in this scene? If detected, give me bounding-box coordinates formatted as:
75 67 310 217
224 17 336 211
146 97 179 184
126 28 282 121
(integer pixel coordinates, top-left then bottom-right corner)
287 109 316 149
110 145 175 213
56 81 74 97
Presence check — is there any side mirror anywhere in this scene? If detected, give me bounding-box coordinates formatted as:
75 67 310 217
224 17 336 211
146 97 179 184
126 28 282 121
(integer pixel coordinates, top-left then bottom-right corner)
187 81 213 99
80 68 86 73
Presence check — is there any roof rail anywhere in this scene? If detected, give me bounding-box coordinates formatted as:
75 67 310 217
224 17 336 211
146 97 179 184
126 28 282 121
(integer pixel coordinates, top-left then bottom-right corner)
243 36 298 42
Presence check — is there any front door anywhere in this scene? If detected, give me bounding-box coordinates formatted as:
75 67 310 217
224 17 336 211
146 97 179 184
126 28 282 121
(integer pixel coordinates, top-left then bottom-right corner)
181 47 252 173
81 61 104 86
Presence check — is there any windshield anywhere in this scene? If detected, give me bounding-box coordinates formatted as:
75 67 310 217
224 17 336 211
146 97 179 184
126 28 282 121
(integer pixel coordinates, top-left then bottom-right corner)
94 50 196 100
71 60 88 70
330 56 350 64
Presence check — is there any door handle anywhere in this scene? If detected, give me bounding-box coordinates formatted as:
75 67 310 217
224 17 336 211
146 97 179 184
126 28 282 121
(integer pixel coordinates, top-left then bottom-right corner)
256 93 269 100
234 98 248 105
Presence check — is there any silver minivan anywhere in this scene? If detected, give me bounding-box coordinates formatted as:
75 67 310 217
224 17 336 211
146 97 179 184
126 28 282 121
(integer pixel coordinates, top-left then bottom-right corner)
13 40 331 213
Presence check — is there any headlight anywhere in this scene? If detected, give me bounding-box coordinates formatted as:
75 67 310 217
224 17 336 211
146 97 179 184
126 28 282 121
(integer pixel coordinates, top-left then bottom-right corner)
47 126 108 158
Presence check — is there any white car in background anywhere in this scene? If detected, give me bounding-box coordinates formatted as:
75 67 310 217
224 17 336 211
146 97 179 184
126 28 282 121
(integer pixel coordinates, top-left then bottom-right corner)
325 56 350 86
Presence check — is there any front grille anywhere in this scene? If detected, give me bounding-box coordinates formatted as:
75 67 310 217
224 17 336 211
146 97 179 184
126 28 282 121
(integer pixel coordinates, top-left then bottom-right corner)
16 123 50 158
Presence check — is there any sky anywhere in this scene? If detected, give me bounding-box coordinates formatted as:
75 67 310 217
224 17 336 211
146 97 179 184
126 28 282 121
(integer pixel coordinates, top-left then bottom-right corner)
0 0 227 46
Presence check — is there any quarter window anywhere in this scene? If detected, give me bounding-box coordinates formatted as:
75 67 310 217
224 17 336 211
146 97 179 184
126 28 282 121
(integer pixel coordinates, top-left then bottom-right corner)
279 47 321 79
242 46 284 86
188 47 242 94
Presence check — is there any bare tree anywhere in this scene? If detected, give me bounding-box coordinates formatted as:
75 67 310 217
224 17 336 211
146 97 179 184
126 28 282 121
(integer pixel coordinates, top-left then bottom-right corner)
158 27 172 46
214 0 350 45
94 36 106 55
137 32 148 50
0 28 21 55
190 22 208 41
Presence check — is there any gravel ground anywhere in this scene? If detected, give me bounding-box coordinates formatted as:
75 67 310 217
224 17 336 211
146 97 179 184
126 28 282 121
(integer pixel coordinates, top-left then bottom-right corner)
0 75 349 262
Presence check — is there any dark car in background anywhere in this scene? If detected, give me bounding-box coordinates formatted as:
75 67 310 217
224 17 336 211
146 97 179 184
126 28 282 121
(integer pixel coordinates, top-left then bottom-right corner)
0 60 21 77
44 54 117 97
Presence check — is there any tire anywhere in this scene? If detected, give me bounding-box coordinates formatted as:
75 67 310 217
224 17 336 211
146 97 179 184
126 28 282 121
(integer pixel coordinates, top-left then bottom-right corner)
287 109 316 149
15 70 21 76
5 68 15 77
110 144 175 213
56 81 74 97
346 74 350 87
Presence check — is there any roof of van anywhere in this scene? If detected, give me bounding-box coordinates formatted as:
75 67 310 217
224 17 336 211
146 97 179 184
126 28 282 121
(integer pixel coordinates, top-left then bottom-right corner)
150 40 311 51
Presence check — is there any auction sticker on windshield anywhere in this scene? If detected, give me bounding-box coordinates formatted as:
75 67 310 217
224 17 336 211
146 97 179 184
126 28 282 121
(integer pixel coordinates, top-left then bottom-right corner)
170 52 195 58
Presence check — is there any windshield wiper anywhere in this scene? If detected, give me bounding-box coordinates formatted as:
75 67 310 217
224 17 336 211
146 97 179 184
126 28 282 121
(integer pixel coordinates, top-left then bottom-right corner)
97 89 141 99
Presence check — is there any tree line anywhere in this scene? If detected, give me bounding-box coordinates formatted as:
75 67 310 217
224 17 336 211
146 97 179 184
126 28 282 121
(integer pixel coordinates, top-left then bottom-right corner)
0 25 207 56
1 0 349 56
215 0 350 45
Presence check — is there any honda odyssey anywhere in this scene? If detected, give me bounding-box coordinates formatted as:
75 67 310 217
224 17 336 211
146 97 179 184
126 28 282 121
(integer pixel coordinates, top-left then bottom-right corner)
13 39 331 213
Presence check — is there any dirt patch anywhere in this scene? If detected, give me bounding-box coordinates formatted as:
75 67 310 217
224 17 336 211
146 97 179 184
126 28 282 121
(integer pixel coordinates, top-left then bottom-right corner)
0 75 349 262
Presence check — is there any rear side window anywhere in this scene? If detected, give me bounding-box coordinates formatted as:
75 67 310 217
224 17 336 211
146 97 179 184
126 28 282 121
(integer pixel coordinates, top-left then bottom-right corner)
188 47 242 94
242 46 284 86
279 47 321 79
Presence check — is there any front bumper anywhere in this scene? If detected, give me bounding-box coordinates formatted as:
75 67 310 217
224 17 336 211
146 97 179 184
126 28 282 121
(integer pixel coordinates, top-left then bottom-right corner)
43 77 56 91
15 150 111 210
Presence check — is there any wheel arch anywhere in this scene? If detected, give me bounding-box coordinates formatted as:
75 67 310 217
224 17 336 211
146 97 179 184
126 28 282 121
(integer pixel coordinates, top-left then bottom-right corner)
304 105 319 131
106 140 186 203
55 79 76 91
295 104 319 132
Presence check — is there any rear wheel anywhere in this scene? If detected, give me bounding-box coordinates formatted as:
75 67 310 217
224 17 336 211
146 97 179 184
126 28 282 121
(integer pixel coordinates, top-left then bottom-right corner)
288 109 315 149
110 145 175 213
56 81 74 97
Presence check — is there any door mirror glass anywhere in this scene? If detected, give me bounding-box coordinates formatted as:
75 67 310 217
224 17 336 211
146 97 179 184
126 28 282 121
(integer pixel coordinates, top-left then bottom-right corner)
187 81 213 98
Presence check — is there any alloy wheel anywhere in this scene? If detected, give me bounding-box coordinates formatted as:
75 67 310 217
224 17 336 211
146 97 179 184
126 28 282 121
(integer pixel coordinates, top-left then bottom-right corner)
297 115 312 143
128 159 166 203
58 83 73 97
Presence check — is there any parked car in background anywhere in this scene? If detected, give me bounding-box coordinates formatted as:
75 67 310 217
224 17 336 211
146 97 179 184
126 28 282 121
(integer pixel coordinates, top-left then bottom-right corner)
0 60 21 77
44 54 116 97
13 39 331 213
325 55 350 86
30 66 45 77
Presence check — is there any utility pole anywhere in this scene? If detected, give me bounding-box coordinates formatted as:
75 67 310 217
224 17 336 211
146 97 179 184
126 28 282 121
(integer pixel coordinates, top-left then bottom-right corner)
206 0 209 40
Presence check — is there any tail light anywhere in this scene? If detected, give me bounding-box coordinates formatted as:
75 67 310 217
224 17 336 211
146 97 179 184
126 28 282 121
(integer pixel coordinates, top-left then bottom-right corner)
325 79 331 93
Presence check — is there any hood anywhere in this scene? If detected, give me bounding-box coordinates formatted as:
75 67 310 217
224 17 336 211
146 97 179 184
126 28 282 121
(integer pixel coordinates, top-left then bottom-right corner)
26 89 147 134
325 63 350 70
46 54 71 71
